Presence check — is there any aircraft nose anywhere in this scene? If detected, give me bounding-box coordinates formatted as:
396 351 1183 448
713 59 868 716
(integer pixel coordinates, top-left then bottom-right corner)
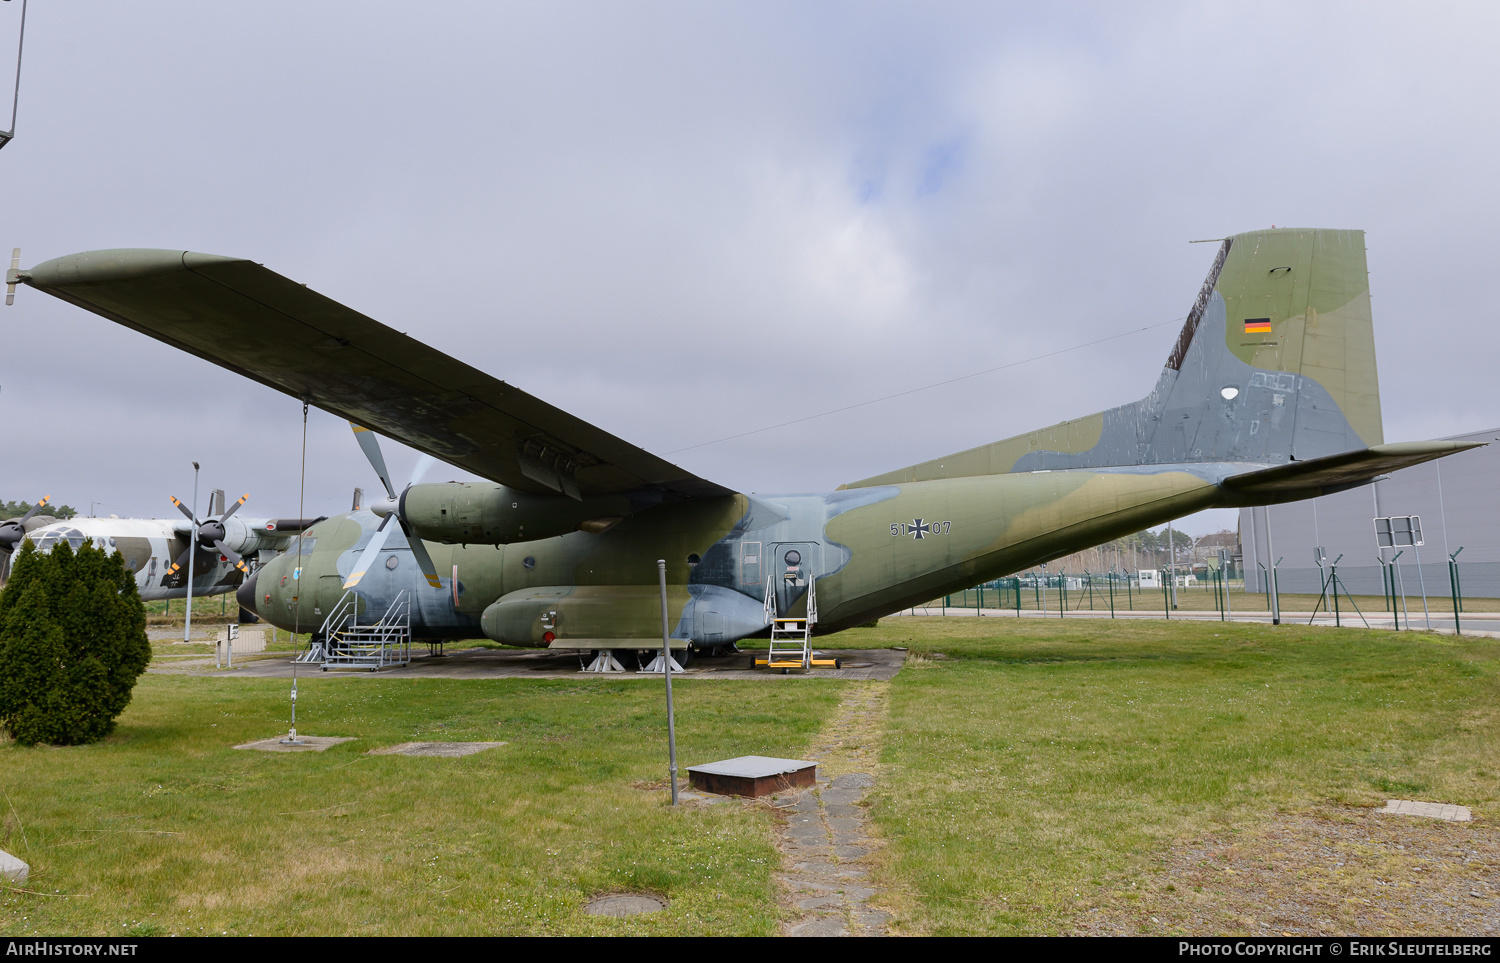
236 568 260 615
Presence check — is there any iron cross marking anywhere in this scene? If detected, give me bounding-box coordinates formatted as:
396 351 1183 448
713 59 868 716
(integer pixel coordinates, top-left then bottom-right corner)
908 518 930 539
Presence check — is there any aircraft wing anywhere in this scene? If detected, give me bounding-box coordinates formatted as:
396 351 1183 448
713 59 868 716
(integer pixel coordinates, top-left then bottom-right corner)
19 249 731 500
1221 440 1484 497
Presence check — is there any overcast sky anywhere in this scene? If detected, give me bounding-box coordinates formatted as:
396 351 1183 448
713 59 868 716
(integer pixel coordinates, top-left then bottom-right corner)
1 1 1495 537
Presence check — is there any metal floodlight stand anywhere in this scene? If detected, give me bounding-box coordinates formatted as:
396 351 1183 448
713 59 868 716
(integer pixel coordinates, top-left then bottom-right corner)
186 462 199 646
657 559 678 807
1449 547 1464 635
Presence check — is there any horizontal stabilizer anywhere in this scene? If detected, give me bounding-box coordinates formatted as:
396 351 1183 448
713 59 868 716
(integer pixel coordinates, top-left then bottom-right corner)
1221 440 1483 497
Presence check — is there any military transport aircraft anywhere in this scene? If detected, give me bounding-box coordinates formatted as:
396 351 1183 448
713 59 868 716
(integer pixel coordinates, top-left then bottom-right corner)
0 488 317 601
5 228 1480 656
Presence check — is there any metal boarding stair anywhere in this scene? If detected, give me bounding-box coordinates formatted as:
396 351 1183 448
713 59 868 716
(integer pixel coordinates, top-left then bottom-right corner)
758 573 824 671
313 589 412 672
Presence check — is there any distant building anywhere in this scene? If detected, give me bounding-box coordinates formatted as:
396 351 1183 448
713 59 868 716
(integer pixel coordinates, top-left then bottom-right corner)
1239 427 1500 598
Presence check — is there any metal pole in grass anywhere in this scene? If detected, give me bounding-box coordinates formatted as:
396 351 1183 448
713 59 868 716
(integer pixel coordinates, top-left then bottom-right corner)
1449 547 1464 635
1271 557 1282 625
1412 541 1432 632
1338 552 1350 627
657 559 679 807
187 461 199 646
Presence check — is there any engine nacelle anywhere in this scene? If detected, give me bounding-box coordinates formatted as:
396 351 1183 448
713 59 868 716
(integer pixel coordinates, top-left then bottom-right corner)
400 482 635 545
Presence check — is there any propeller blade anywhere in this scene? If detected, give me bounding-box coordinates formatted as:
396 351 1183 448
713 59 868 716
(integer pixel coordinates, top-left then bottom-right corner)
213 539 250 575
342 516 394 590
219 493 249 521
408 453 436 488
18 495 50 524
169 495 198 524
398 518 444 589
350 423 397 500
163 547 193 579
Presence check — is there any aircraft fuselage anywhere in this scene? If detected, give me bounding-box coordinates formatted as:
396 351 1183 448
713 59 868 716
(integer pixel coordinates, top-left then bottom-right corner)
247 463 1238 647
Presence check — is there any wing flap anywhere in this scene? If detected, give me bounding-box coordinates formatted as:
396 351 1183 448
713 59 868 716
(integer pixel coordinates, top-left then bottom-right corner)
24 249 730 499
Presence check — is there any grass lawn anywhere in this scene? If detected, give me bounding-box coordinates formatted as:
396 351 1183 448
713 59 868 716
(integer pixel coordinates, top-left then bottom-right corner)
6 617 1498 936
832 617 1500 935
1 674 846 936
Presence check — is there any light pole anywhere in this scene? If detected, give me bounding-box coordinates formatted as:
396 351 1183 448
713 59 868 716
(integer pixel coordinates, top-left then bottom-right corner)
184 461 199 643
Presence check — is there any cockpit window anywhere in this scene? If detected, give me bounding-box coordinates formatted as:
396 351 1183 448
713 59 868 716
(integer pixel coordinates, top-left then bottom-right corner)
29 528 87 552
282 537 317 556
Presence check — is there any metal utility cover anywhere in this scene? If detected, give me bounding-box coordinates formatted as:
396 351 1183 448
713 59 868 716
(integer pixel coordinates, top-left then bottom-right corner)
687 755 817 798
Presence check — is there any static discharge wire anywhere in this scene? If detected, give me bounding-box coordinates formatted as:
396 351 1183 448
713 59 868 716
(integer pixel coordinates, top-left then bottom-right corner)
665 314 1188 455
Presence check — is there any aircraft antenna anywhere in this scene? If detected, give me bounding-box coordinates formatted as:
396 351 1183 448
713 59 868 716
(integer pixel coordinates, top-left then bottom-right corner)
0 0 27 151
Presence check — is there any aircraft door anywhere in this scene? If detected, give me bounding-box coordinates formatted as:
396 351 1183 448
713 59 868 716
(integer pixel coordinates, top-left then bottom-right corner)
770 542 820 617
740 541 761 593
316 575 343 622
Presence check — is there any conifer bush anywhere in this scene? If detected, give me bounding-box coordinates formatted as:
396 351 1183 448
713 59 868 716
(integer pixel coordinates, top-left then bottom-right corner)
0 538 150 745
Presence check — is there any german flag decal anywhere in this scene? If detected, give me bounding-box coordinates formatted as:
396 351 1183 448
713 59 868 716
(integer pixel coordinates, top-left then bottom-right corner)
1243 318 1273 334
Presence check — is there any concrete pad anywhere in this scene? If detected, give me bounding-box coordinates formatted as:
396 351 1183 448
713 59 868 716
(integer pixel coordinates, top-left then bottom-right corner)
790 861 867 879
780 877 842 893
789 917 848 937
831 773 875 789
797 894 847 911
0 849 27 885
1378 799 1473 821
367 741 506 757
188 646 905 681
234 735 354 752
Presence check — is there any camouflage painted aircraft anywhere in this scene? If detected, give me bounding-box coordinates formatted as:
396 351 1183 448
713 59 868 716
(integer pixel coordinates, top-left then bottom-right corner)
1 489 316 601
6 228 1480 657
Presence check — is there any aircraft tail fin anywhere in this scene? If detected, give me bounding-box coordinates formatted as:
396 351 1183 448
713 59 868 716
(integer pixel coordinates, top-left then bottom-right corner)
844 228 1384 487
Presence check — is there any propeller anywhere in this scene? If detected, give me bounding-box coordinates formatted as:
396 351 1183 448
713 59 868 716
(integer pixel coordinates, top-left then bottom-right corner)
164 491 252 583
0 494 50 583
344 423 442 590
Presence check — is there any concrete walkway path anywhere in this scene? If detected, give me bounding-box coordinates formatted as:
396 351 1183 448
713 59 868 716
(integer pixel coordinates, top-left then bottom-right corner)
776 681 893 937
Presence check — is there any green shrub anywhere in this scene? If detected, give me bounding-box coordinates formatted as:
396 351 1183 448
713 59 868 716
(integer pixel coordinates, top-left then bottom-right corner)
0 538 150 745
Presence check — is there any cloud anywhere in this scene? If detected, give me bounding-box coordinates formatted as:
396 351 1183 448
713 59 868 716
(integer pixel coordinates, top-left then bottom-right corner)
1 1 1496 541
